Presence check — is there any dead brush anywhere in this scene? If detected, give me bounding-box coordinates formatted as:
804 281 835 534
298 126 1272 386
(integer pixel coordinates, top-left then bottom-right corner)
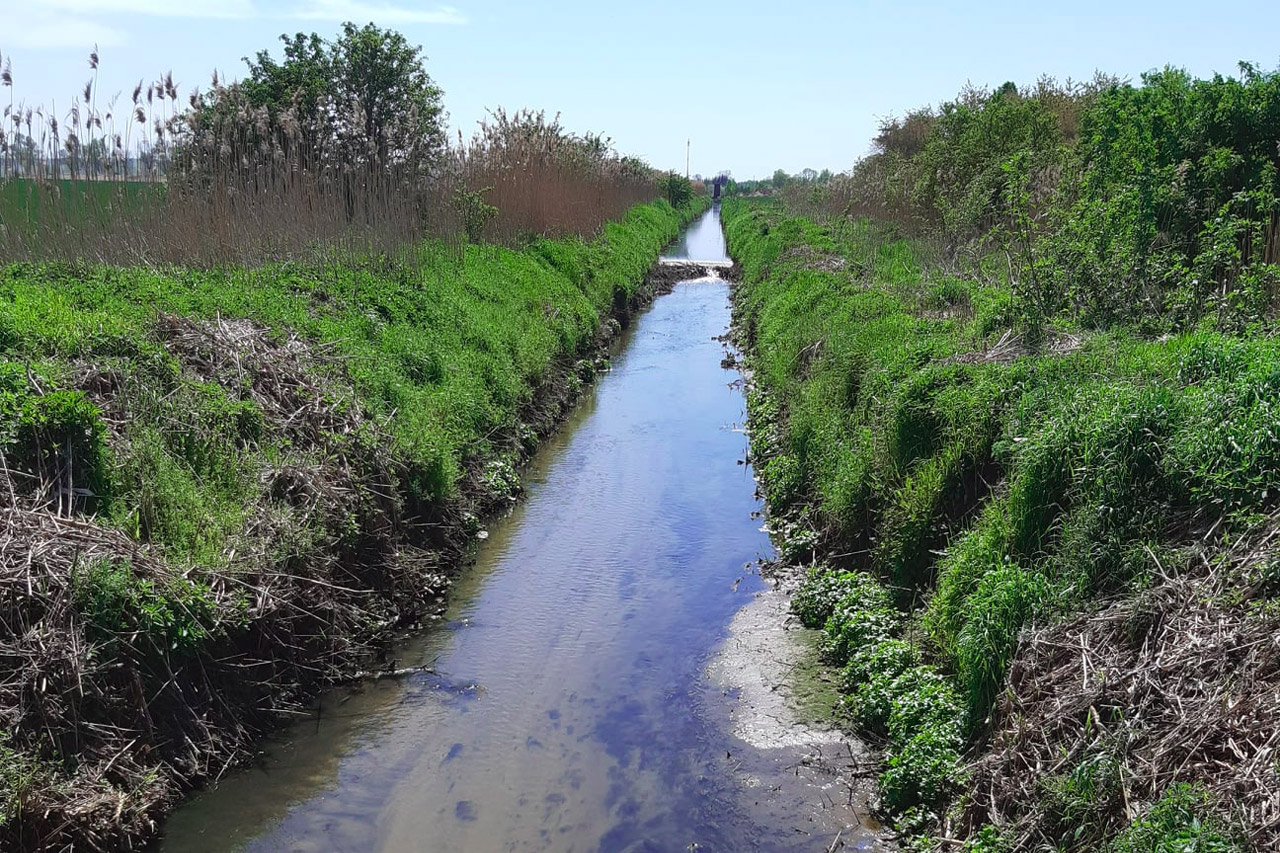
953 513 1280 850
0 310 452 851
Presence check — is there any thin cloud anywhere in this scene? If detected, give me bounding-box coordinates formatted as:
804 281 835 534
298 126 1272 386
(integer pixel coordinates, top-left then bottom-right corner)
4 5 128 49
290 1 467 24
37 0 257 18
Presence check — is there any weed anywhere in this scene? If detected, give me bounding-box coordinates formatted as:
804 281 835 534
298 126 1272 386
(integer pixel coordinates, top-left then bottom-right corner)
1109 784 1244 853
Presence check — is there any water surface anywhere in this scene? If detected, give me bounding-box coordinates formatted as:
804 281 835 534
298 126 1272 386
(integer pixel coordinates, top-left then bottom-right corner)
662 202 728 261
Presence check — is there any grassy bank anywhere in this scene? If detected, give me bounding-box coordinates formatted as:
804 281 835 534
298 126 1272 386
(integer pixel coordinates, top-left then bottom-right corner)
0 195 706 850
725 197 1277 850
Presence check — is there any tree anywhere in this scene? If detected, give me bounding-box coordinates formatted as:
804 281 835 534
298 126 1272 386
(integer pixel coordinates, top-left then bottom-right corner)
772 168 789 189
242 32 332 158
237 23 446 170
332 22 446 168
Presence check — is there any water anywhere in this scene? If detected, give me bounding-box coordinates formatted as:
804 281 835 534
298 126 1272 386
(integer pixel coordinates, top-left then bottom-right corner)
159 209 883 853
662 202 728 261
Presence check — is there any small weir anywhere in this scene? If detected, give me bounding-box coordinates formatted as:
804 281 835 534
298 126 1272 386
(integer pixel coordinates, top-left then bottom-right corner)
159 205 885 852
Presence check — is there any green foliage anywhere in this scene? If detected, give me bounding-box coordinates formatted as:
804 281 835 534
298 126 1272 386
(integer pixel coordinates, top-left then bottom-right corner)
0 733 37 830
1041 753 1123 844
791 566 860 629
1050 66 1280 330
0 196 697 663
915 82 1068 241
821 572 899 665
727 65 1280 848
879 726 965 813
660 173 694 207
954 565 1051 720
74 559 224 658
239 22 447 166
1109 784 1244 853
453 186 500 242
0 387 112 509
842 638 920 692
962 826 1011 853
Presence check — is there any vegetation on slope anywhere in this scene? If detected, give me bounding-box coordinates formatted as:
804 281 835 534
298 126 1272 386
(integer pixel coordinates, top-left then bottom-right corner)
0 195 703 850
726 62 1280 852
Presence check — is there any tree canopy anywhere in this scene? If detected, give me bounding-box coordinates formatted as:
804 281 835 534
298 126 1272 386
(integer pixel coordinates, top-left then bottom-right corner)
238 22 446 168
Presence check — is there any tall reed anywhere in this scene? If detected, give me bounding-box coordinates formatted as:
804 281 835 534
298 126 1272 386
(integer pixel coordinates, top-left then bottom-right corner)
0 47 661 266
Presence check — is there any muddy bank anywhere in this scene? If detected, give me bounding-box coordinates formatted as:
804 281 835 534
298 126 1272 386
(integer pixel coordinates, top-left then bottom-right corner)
0 201 702 852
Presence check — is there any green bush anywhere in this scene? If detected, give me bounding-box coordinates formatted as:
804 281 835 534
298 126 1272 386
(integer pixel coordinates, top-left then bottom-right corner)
821 573 900 665
886 667 965 743
1109 784 1243 853
660 173 693 208
879 726 965 813
791 566 860 629
75 559 225 658
962 825 1011 853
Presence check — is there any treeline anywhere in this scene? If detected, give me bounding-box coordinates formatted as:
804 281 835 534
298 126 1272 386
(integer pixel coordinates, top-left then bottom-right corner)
0 27 667 264
796 66 1280 333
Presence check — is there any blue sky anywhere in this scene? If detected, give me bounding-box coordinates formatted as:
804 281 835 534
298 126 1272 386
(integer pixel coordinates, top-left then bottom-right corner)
3 0 1278 178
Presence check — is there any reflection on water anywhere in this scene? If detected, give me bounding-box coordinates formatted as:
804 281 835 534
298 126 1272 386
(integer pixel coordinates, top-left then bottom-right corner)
662 202 728 262
160 209 882 853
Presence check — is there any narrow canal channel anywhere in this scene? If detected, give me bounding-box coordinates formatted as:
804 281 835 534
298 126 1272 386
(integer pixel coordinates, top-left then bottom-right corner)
160 206 884 852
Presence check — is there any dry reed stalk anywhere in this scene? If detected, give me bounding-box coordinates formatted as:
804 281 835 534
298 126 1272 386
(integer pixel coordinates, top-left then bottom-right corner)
952 510 1280 849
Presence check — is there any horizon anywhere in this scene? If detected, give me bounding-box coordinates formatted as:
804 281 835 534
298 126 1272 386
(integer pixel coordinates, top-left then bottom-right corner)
4 0 1279 180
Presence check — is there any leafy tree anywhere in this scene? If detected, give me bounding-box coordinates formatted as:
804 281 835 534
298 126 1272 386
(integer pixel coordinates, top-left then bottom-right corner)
237 23 446 169
332 22 446 168
661 172 693 207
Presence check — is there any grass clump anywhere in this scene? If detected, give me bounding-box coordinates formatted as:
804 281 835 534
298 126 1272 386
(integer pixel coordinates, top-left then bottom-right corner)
1109 784 1244 853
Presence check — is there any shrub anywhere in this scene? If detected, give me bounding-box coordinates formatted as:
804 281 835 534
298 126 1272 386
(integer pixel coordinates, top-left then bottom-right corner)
880 726 965 813
75 559 225 658
821 573 900 665
791 567 861 629
886 667 965 743
1109 784 1243 853
661 173 694 208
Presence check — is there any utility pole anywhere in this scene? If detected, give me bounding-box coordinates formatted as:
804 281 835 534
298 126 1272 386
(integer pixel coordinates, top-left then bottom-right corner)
686 139 690 179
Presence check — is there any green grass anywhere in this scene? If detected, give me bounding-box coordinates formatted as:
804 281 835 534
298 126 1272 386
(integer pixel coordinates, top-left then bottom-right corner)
1 199 697 567
731 197 1275 846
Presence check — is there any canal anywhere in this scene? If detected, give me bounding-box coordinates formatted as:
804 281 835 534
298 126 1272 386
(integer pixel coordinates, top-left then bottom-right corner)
160 205 884 853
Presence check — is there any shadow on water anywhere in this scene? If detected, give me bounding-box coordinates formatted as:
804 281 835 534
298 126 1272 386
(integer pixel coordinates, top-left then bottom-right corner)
159 208 886 853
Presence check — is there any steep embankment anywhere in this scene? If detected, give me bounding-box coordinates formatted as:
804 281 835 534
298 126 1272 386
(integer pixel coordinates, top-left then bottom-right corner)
725 198 1277 851
0 197 706 850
